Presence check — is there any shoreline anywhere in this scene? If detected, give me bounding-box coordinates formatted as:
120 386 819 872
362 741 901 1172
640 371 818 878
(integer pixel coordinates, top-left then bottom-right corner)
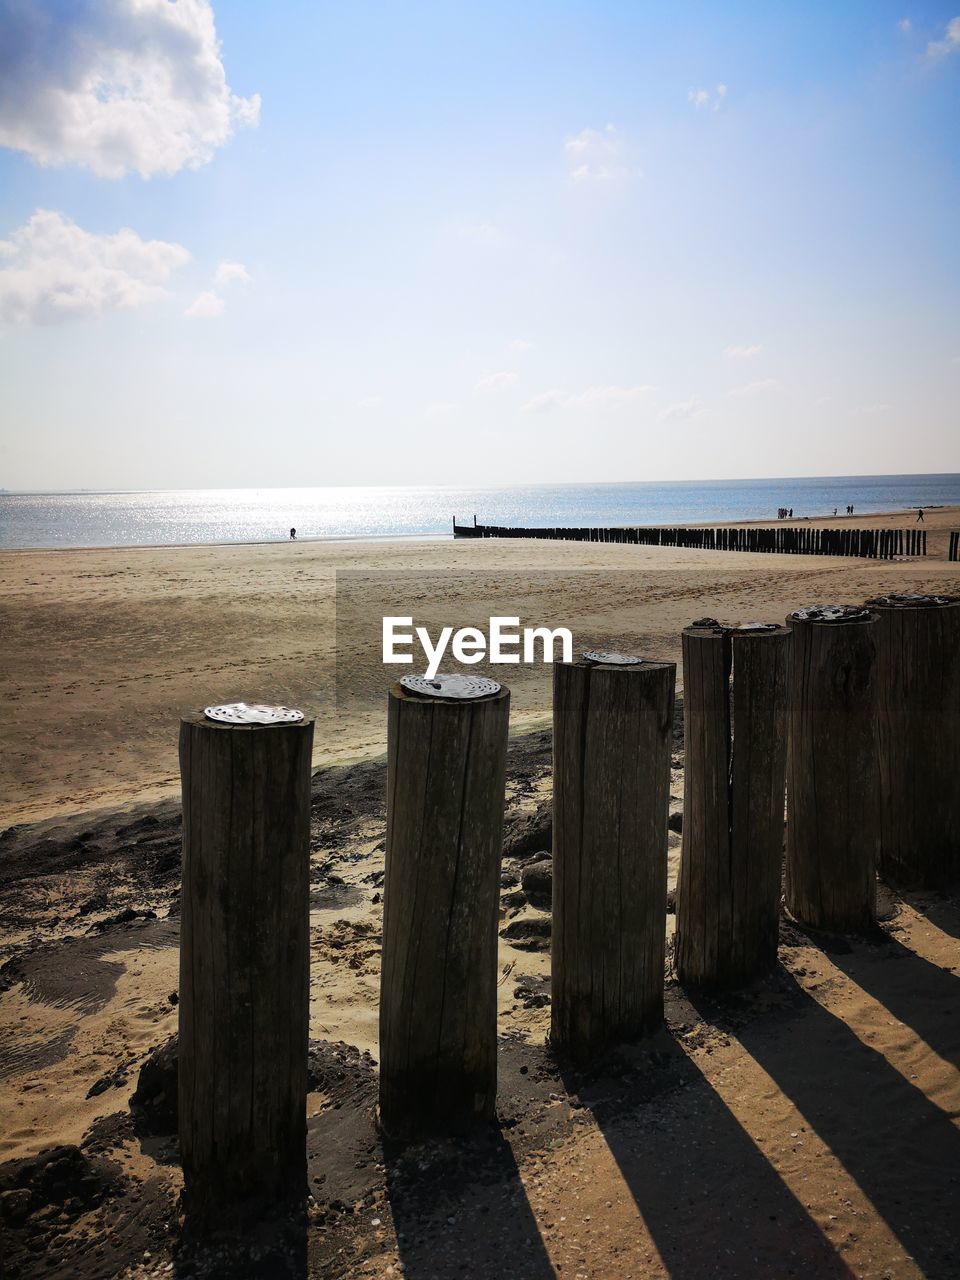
1 503 957 554
3 516 960 827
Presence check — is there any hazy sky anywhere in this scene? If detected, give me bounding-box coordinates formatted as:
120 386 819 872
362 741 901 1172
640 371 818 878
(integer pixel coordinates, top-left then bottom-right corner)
1 1 959 490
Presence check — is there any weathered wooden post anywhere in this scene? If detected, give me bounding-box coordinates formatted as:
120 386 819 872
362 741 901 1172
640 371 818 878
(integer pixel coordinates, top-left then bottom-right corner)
178 703 314 1230
676 620 791 988
379 675 510 1141
866 593 960 888
784 607 880 931
551 655 675 1064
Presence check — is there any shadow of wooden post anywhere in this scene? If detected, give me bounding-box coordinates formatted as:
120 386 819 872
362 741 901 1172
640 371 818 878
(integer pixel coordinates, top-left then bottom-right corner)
866 594 960 889
676 622 790 988
784 608 880 931
379 682 510 1142
178 710 314 1232
551 658 675 1064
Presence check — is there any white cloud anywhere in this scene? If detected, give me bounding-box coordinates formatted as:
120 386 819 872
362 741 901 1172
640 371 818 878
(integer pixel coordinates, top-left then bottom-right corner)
358 396 383 409
727 378 781 398
898 18 913 33
522 390 566 414
475 371 518 393
564 124 627 183
658 395 706 424
566 384 655 408
927 16 960 58
0 0 260 178
0 208 189 327
522 384 654 413
184 290 224 319
509 338 533 352
689 84 728 112
723 343 763 359
852 402 891 415
214 260 251 287
184 260 251 317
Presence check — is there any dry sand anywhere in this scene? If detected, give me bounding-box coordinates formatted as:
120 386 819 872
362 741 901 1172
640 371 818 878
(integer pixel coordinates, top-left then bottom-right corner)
1 504 959 1279
2 504 958 825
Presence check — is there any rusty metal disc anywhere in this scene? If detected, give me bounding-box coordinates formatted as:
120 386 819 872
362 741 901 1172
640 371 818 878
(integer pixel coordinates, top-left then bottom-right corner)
865 592 958 608
581 649 645 665
400 673 501 700
688 619 780 634
790 605 871 624
204 702 304 725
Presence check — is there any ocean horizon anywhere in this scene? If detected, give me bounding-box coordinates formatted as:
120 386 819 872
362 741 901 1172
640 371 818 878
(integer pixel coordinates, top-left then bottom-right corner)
1 472 958 550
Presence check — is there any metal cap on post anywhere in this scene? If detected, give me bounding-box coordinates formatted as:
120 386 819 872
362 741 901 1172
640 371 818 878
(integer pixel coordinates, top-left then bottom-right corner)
178 702 314 1232
379 674 510 1142
551 654 675 1064
784 607 880 932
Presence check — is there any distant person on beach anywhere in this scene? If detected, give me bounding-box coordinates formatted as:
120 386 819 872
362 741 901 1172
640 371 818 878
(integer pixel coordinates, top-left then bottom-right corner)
917 508 924 523
788 508 793 518
833 508 838 517
290 526 297 540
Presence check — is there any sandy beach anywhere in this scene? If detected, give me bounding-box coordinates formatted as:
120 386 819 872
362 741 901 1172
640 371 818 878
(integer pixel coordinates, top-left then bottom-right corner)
2 506 959 1279
3 504 959 826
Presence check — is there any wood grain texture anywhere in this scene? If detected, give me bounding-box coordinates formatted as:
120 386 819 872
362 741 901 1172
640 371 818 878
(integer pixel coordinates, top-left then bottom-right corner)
872 601 960 888
551 660 675 1064
676 625 790 989
379 683 510 1141
178 712 314 1230
784 615 880 931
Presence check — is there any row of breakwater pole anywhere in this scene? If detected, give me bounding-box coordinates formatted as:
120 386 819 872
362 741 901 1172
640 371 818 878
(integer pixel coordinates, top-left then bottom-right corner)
453 519 927 558
174 596 958 1225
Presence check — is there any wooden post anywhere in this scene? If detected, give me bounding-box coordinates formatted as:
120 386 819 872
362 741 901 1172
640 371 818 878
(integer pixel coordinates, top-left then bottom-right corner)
867 594 960 888
784 608 880 931
379 682 510 1141
551 659 675 1064
676 623 791 988
178 711 314 1229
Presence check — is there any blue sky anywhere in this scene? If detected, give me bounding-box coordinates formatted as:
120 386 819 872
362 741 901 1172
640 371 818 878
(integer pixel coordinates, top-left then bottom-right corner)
1 1 958 489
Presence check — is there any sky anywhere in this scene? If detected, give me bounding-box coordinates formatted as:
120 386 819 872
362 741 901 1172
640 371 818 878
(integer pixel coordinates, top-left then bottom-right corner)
0 1 959 491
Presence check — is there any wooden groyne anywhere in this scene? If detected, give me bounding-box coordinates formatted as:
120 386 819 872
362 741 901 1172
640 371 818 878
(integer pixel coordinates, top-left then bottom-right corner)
551 658 675 1062
173 584 958 1233
950 529 959 561
675 622 790 989
179 709 314 1230
453 519 926 559
784 607 881 931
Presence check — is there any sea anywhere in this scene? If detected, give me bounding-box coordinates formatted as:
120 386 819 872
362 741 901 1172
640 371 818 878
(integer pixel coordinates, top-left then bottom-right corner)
1 474 958 550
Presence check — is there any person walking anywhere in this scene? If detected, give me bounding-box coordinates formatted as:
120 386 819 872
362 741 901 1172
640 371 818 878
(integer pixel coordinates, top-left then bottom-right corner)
290 526 297 539
917 508 924 523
